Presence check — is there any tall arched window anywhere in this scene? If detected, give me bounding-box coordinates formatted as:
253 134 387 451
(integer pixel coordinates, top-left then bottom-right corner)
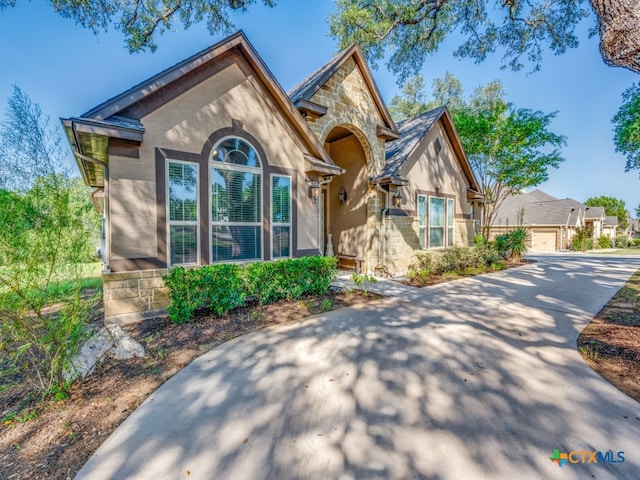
210 137 262 262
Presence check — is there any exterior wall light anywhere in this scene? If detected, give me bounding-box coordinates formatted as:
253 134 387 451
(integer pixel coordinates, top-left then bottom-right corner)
393 189 404 208
338 187 348 205
308 181 320 204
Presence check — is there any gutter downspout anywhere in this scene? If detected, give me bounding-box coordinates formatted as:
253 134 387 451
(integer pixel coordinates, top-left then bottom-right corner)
71 122 110 271
376 184 389 272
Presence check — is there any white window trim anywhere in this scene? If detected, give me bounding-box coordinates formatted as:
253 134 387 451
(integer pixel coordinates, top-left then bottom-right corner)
209 136 264 263
271 173 292 259
447 197 455 247
166 159 200 267
428 195 446 249
418 194 427 250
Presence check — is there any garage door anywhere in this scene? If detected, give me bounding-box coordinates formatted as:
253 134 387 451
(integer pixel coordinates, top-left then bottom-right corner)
531 231 557 251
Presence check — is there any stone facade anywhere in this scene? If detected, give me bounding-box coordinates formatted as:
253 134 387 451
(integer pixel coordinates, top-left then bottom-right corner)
102 269 170 324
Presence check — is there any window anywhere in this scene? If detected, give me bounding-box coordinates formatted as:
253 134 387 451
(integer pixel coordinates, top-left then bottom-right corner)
211 137 262 262
433 137 442 156
418 195 427 249
167 161 199 266
417 194 455 249
272 175 291 258
447 198 455 247
429 197 445 248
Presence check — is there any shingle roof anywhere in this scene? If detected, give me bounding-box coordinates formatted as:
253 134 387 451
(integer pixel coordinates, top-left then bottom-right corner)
585 206 605 220
604 216 618 226
288 46 352 104
379 107 445 179
493 190 586 227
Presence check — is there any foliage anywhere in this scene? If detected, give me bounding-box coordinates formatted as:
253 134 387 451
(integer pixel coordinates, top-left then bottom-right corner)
409 245 503 279
613 82 640 175
349 272 377 294
615 234 631 248
0 87 101 395
163 264 246 323
598 235 613 249
389 72 463 121
392 74 565 239
245 256 338 305
164 256 338 323
505 227 529 262
584 195 629 230
572 227 593 252
634 238 640 247
330 0 591 82
492 234 510 258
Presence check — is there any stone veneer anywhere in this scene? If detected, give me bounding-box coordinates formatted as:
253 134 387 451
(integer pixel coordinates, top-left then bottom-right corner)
102 269 170 324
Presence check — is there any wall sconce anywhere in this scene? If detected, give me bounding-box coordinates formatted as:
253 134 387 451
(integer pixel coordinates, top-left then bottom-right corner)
338 187 348 205
392 189 404 208
308 181 320 204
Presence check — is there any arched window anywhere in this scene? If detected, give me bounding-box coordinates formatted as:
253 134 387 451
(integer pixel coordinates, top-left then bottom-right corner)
210 137 262 262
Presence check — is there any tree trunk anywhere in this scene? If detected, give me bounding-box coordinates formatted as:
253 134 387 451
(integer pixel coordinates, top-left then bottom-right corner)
591 0 640 73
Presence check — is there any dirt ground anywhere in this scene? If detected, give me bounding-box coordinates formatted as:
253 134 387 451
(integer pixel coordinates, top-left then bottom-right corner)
2 266 639 480
0 289 378 480
577 269 640 403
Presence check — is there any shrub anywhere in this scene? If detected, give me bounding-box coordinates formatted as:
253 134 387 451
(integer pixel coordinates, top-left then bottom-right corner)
572 227 593 252
635 238 640 247
245 256 337 305
164 256 338 322
506 227 529 262
615 234 629 248
409 245 502 279
492 234 510 257
598 236 613 249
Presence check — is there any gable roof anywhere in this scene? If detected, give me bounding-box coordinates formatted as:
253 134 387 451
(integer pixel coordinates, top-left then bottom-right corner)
493 190 586 227
604 215 618 227
376 107 481 193
62 31 341 188
585 206 605 220
288 43 397 134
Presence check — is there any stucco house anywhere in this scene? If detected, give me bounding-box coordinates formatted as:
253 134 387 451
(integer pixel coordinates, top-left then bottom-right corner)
490 189 613 251
62 32 483 322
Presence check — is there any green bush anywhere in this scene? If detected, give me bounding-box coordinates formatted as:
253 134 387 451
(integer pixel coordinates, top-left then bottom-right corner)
615 234 629 248
409 245 502 278
598 236 613 249
245 256 337 305
634 238 640 247
164 256 337 323
572 227 593 252
506 227 529 262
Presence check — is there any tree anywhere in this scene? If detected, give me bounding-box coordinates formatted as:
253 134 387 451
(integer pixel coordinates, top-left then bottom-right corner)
390 74 566 238
612 82 640 175
0 0 275 53
0 87 100 395
329 0 640 81
584 195 629 230
636 203 640 217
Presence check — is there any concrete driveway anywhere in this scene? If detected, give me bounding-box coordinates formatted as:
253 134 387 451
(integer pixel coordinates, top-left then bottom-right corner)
76 255 640 479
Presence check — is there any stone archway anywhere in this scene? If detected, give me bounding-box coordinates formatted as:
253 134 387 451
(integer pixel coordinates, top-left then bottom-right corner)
322 124 372 265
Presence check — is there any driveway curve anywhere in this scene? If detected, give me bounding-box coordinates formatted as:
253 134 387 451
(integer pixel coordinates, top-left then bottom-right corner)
76 255 640 480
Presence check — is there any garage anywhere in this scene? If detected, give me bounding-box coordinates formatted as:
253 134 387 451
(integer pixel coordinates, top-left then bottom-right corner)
531 231 557 252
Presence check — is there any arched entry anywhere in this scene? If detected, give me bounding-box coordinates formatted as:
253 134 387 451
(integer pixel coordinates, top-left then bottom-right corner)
322 125 370 264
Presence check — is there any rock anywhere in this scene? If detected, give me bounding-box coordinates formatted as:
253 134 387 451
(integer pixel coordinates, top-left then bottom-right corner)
105 324 145 360
63 324 145 382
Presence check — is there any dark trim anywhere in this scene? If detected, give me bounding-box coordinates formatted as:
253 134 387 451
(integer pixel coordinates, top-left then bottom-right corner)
376 124 400 141
296 248 322 257
110 257 166 273
388 209 414 217
295 99 328 118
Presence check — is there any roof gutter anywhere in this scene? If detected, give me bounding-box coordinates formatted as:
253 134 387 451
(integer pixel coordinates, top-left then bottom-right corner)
71 121 110 271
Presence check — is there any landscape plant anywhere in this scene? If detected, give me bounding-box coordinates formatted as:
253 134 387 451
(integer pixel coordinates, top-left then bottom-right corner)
572 227 594 252
506 227 529 262
598 236 613 249
0 87 100 396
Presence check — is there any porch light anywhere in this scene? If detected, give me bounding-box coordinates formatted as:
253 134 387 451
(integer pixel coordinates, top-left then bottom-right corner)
308 181 320 204
338 187 348 205
393 189 404 208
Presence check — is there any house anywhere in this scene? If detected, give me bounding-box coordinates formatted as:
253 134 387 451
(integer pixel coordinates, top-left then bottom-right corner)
62 32 482 322
490 189 608 252
602 216 618 242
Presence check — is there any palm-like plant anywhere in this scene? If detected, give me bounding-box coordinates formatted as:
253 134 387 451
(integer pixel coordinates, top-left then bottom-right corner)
507 227 529 262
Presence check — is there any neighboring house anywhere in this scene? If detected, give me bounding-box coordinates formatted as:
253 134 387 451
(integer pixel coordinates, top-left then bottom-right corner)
602 216 618 242
490 189 609 252
62 31 483 322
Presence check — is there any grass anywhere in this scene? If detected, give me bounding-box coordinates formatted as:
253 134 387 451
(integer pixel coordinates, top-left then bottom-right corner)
596 248 640 255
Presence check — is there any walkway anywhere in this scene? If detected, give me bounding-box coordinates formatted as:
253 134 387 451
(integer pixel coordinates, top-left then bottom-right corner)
76 255 640 479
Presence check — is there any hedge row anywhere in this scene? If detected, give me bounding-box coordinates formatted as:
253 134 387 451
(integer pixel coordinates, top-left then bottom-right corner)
409 245 504 277
163 256 338 324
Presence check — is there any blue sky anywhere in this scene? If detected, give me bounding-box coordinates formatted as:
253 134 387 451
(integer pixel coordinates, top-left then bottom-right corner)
0 1 638 213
